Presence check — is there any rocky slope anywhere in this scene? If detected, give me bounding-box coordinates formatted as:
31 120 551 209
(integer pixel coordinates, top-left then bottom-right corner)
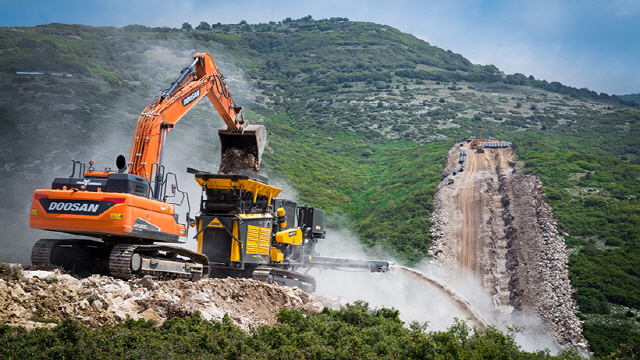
502 173 588 351
0 265 341 332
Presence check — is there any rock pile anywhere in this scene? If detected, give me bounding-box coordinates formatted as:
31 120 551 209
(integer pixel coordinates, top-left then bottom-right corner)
428 177 459 281
428 143 464 281
0 268 339 332
503 174 590 353
218 146 259 174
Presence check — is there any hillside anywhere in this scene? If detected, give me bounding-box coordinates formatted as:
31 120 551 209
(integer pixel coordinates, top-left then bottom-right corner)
619 93 640 105
1 18 639 356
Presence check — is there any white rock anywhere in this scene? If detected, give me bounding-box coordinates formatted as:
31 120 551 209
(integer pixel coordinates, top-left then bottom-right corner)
192 291 210 303
22 270 56 280
79 299 90 310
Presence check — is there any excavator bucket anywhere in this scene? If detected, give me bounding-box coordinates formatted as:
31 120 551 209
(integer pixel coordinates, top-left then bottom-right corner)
218 124 267 174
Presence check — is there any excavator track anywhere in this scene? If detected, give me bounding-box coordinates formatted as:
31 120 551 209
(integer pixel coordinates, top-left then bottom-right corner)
31 239 209 282
31 238 112 273
109 244 137 279
31 239 59 266
252 267 316 293
109 244 210 281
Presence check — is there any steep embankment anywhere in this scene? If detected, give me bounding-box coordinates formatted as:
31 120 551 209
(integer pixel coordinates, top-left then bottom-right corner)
429 144 588 353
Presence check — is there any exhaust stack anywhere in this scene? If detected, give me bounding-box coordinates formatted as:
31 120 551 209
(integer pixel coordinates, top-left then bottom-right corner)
116 155 128 173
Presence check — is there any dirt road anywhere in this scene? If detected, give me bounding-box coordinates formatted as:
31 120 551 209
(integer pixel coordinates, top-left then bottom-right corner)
434 143 512 281
428 143 589 354
456 144 484 273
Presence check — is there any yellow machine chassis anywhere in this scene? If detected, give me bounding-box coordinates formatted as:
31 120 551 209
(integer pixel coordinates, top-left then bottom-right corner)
194 176 282 206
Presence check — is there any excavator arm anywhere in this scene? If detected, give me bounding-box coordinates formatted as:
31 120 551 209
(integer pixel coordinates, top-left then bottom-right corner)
127 53 265 194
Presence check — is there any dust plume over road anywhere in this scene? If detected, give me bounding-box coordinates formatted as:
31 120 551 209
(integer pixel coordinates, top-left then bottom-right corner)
429 143 589 354
393 266 487 329
308 229 487 332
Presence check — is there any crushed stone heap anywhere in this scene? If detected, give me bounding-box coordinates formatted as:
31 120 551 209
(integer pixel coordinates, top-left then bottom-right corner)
0 267 343 332
218 146 259 174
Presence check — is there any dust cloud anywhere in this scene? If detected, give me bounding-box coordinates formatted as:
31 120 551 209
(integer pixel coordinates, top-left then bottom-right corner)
309 229 559 354
307 229 485 331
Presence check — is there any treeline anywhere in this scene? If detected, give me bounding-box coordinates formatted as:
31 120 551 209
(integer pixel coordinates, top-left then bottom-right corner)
0 20 482 86
395 69 637 107
5 20 632 108
0 303 584 359
505 73 635 105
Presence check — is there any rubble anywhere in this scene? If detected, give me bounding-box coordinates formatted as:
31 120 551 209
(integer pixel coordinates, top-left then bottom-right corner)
0 270 337 332
218 146 259 174
502 173 590 352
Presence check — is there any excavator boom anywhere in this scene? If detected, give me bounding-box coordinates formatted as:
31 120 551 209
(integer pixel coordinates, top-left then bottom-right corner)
128 53 265 186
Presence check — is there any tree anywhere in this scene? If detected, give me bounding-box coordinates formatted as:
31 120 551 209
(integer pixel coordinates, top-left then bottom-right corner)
530 104 538 111
195 21 211 30
181 22 193 31
439 97 445 103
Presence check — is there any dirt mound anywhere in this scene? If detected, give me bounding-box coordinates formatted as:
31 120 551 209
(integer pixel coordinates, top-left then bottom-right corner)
0 268 340 332
218 146 259 174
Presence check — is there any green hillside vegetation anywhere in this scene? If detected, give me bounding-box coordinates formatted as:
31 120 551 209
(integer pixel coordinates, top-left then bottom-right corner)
515 139 640 356
0 18 639 356
0 303 582 359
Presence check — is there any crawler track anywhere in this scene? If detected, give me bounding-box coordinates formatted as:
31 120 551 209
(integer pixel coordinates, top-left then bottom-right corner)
31 238 209 281
109 243 210 281
31 238 59 266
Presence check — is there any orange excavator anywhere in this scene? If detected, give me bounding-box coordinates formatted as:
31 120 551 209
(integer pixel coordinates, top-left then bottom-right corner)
29 53 265 280
470 127 485 153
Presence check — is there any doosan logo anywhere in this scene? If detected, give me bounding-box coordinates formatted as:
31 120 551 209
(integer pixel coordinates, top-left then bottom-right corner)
182 89 200 107
48 202 99 213
38 198 111 216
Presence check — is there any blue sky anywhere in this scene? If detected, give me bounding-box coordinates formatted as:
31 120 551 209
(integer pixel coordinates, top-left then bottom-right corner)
2 0 639 95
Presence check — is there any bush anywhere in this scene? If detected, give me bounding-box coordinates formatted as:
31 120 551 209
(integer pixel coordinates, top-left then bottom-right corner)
0 306 582 359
